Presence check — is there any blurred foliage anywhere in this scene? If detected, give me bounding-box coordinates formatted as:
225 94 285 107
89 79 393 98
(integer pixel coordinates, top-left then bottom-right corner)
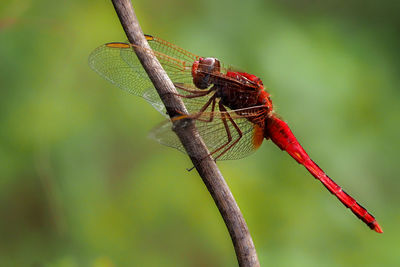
1 0 399 266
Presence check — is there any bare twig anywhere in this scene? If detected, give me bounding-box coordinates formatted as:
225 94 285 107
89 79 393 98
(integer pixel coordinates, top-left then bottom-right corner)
110 0 259 266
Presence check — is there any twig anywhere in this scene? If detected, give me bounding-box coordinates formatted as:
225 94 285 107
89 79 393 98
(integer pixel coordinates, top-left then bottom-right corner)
110 1 260 266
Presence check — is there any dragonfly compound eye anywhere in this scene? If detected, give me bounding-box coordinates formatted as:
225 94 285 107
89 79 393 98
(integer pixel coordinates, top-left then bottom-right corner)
200 57 221 73
192 57 221 89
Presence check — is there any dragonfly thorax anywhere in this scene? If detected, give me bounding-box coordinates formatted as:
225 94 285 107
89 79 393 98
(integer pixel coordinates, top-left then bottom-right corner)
192 57 221 89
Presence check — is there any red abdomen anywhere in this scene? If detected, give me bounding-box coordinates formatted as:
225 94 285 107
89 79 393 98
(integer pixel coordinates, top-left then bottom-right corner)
264 115 382 233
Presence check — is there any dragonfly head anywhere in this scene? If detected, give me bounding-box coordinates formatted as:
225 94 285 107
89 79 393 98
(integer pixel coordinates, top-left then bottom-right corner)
192 57 221 89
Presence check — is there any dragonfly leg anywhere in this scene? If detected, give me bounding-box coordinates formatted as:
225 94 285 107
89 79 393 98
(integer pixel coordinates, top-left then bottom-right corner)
192 94 217 123
172 94 217 123
202 103 243 161
212 103 243 161
174 83 209 94
174 83 214 98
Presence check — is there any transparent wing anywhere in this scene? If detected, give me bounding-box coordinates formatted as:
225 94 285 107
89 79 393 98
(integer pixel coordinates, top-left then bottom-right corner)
89 35 258 119
88 42 156 98
121 35 217 115
88 38 210 115
150 105 267 161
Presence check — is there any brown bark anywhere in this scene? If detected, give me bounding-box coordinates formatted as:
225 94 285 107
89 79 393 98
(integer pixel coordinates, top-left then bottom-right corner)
110 1 260 266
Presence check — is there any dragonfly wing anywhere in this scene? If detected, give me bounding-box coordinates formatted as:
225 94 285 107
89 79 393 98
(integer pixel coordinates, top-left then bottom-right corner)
88 43 160 102
141 85 214 117
119 39 212 115
150 106 266 161
142 87 167 116
89 36 244 117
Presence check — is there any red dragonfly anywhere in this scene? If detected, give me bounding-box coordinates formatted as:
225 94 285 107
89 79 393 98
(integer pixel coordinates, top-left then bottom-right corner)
89 34 382 233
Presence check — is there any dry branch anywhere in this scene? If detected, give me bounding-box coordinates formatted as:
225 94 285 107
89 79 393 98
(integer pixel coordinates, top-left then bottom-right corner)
110 1 260 266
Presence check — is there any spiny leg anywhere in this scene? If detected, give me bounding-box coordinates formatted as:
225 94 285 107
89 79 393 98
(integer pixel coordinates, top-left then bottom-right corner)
192 94 217 123
172 94 217 123
200 106 232 161
203 103 243 161
174 83 214 98
212 103 243 161
174 83 211 94
169 83 216 119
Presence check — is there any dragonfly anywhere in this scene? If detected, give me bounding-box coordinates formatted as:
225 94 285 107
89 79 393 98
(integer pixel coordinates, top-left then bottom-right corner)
89 34 382 233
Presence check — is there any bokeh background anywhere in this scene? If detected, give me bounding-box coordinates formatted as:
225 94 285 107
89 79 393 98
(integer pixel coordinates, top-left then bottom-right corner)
1 0 399 266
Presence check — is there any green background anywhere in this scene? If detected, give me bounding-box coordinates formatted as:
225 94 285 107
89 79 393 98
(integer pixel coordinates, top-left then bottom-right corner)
1 0 399 266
